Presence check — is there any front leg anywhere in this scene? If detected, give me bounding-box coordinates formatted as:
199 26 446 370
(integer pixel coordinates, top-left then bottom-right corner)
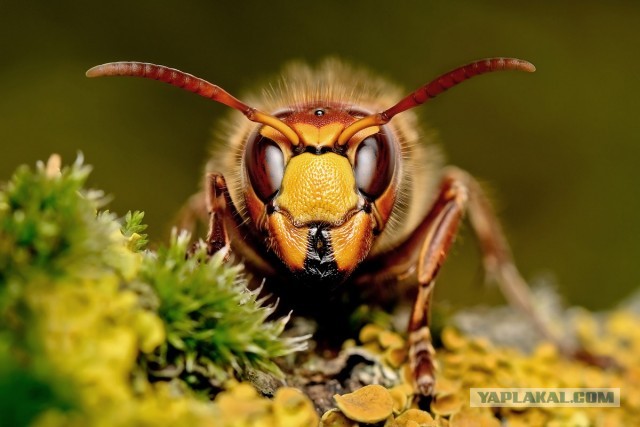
204 173 231 258
350 174 469 395
173 174 231 257
406 175 468 396
363 167 570 396
200 173 277 277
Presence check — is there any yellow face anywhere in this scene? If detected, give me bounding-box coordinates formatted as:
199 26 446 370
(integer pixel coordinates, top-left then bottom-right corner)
243 107 399 283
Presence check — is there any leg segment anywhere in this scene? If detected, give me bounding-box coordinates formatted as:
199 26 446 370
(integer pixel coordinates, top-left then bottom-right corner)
194 173 277 277
175 173 275 275
362 167 568 395
407 175 468 396
204 173 231 258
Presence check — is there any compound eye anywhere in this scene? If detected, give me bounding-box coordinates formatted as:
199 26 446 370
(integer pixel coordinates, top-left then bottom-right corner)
245 135 285 202
354 132 395 199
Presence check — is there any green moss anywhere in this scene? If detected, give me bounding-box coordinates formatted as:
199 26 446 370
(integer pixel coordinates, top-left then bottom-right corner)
139 231 308 388
0 155 123 284
0 155 309 425
120 210 149 252
0 335 76 427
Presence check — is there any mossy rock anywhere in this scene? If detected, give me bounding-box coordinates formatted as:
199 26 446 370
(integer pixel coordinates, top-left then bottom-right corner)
1 155 639 426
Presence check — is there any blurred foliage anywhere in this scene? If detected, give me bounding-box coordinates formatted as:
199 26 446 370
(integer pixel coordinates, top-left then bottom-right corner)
0 154 123 284
0 156 307 426
0 336 75 427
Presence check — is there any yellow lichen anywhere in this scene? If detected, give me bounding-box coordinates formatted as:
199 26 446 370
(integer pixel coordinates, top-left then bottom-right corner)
449 409 500 427
391 408 435 426
359 323 385 344
134 310 166 354
440 327 467 351
214 384 271 423
389 386 409 414
320 409 358 427
385 347 408 369
378 330 405 349
431 394 463 416
433 377 461 397
273 387 319 427
334 384 395 423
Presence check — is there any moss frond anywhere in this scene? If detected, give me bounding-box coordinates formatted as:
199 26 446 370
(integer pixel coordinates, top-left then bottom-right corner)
0 155 113 283
140 231 308 386
121 211 149 252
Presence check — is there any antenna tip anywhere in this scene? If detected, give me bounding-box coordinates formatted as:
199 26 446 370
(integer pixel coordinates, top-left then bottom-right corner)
519 59 536 73
85 65 101 78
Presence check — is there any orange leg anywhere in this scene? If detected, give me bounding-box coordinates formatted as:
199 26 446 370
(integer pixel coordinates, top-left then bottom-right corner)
363 167 566 395
194 173 276 277
204 173 231 258
406 172 468 396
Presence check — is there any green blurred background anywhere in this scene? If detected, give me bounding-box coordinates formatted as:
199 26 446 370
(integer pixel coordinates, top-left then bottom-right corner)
1 1 638 310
